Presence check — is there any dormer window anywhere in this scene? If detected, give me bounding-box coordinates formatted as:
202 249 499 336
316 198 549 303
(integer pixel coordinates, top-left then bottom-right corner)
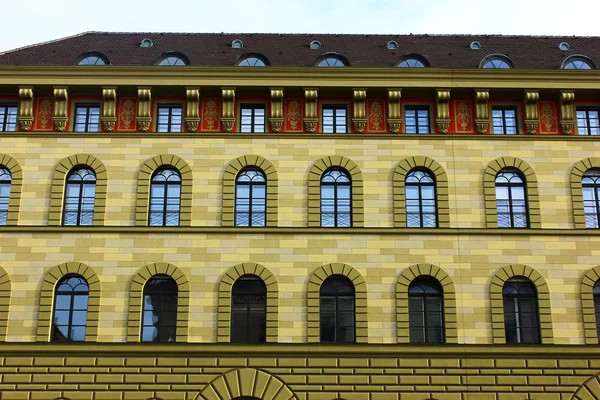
76 52 109 65
558 42 570 51
237 54 269 66
398 55 429 68
140 38 153 48
561 55 596 70
480 54 514 69
387 40 399 50
232 39 244 49
470 41 481 50
156 53 189 66
310 40 322 50
316 54 348 67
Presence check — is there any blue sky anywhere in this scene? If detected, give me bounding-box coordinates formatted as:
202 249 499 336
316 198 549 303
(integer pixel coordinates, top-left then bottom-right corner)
2 0 598 52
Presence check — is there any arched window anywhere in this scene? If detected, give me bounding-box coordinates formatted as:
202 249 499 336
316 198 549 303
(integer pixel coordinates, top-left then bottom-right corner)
408 277 444 343
0 166 11 225
321 168 352 227
316 55 348 67
77 52 109 65
235 169 266 227
480 55 514 69
594 280 600 341
52 275 89 342
237 55 268 66
230 275 266 343
149 168 181 226
405 169 437 227
502 277 540 344
562 56 596 70
398 58 425 68
495 169 528 228
583 169 600 228
320 275 355 343
157 54 188 66
63 167 96 226
141 275 178 342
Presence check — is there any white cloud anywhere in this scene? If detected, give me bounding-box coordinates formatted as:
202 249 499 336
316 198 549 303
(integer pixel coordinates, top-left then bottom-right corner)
2 0 598 52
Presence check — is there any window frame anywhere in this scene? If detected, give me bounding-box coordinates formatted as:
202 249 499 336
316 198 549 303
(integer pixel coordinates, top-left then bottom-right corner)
405 168 438 228
72 103 101 133
321 104 348 134
494 168 530 228
238 103 267 133
235 168 267 227
51 274 89 342
320 167 353 227
62 166 97 226
403 104 432 134
408 276 445 344
502 277 541 344
319 275 356 344
0 103 18 132
594 280 600 342
0 165 11 226
230 274 267 343
141 274 179 343
155 103 184 133
148 168 182 227
575 107 600 136
491 105 520 135
582 169 600 229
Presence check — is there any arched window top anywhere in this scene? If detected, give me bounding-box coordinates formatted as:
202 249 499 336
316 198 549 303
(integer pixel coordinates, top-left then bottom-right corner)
320 275 355 295
232 39 244 49
321 168 351 183
151 168 181 182
156 53 189 66
144 274 178 294
0 166 11 181
406 169 435 183
76 52 109 65
409 276 442 294
398 55 429 68
56 275 89 293
594 280 600 295
310 40 322 50
583 168 600 184
502 276 537 295
495 169 524 184
386 40 399 50
470 41 481 50
480 54 514 69
558 42 570 51
561 55 596 70
316 53 348 67
232 274 266 294
67 167 96 182
140 38 154 48
236 168 266 183
237 54 269 66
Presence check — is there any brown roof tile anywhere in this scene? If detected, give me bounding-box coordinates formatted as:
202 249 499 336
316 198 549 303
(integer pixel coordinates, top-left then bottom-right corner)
0 31 599 69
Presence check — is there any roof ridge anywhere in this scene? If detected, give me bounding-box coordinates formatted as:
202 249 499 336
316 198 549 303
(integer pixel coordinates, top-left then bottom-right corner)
0 31 90 55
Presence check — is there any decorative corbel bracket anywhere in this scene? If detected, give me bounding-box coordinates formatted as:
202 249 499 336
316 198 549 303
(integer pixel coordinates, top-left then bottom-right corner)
269 88 284 133
436 89 451 134
101 87 117 132
352 88 367 133
524 90 540 135
475 90 490 134
560 90 575 135
185 87 201 132
387 89 402 133
136 87 152 132
221 88 236 132
304 89 318 133
17 87 34 131
53 87 69 132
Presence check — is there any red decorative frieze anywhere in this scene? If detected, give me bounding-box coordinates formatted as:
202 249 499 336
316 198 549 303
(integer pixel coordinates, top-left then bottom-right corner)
117 98 137 132
452 100 474 133
201 97 221 132
284 98 303 132
33 97 54 131
366 99 386 133
539 101 558 134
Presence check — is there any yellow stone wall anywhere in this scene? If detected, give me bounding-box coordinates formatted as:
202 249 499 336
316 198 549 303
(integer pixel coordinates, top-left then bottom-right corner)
1 135 599 344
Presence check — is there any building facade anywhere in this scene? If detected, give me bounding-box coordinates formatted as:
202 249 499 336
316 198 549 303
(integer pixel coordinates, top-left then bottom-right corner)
0 32 599 400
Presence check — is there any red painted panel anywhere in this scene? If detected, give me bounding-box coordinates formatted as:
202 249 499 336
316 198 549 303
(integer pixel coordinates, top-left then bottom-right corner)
366 99 387 133
201 97 220 132
33 97 54 131
283 98 303 132
539 101 559 134
116 97 137 132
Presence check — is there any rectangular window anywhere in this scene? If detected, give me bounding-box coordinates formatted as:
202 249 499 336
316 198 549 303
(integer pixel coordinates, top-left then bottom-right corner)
577 108 600 136
404 106 430 134
322 105 347 133
74 105 100 132
157 105 183 132
240 104 266 133
0 104 18 132
492 107 518 134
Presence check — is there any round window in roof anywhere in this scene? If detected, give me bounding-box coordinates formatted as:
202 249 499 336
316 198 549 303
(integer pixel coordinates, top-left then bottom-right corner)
558 42 570 51
316 54 348 67
310 40 322 50
387 40 399 50
470 41 481 50
77 52 109 65
480 54 514 69
232 39 244 49
140 38 153 48
157 53 189 66
237 54 269 66
561 55 596 70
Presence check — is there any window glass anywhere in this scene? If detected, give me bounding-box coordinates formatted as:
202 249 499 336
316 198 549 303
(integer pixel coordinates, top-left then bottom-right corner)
405 107 430 134
238 57 266 66
63 167 96 226
408 276 444 343
405 169 437 227
576 109 600 136
149 168 181 226
502 277 540 344
317 57 346 67
492 108 518 134
398 59 425 68
564 59 593 70
320 169 352 227
142 275 178 342
157 105 183 132
235 169 266 227
495 170 528 228
320 275 355 343
240 105 266 133
78 56 107 65
52 275 89 342
74 105 100 132
482 58 512 68
0 104 17 132
231 275 267 343
158 56 187 66
0 166 11 226
582 169 600 228
322 106 347 133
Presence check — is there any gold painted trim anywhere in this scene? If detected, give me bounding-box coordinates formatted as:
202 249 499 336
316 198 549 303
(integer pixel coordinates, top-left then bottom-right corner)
0 154 22 225
490 264 553 344
197 368 296 400
580 266 600 345
571 158 600 229
48 154 107 226
17 86 33 131
52 86 68 132
524 90 540 135
216 263 279 343
393 156 450 228
483 156 541 228
136 87 152 132
0 266 11 342
135 154 193 227
222 155 278 227
101 87 116 132
36 262 101 342
221 88 235 132
307 156 364 227
126 262 190 343
307 263 368 343
395 264 457 343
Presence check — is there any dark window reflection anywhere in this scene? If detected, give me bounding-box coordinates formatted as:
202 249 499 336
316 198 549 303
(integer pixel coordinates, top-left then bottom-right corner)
321 168 352 227
0 166 12 226
502 277 540 344
141 275 178 343
235 169 266 227
52 275 89 342
320 275 355 343
231 275 266 343
408 276 444 343
149 168 181 226
495 169 528 228
582 169 600 229
63 167 96 226
405 169 437 228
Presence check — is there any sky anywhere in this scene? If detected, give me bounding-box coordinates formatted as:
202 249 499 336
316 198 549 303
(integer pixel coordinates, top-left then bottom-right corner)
1 0 599 52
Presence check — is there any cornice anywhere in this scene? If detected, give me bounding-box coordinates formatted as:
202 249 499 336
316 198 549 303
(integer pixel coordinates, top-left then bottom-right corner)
0 342 597 358
0 225 599 236
0 66 598 90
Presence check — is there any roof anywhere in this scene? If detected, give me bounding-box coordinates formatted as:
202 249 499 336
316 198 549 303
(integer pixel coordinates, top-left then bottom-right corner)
0 32 599 69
